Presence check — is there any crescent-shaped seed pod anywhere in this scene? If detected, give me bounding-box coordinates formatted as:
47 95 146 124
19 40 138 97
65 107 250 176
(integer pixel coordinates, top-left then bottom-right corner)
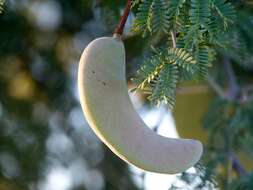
78 36 203 174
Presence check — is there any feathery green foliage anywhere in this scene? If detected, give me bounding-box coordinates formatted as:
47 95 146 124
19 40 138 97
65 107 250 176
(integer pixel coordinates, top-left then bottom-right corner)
195 47 211 77
168 48 196 70
190 0 211 26
133 0 153 35
148 63 178 108
151 0 170 33
168 0 185 18
132 0 235 107
212 0 236 29
132 47 196 107
133 51 165 90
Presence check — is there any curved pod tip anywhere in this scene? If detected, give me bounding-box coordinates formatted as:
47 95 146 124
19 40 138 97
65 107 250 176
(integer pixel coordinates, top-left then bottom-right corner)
78 37 203 174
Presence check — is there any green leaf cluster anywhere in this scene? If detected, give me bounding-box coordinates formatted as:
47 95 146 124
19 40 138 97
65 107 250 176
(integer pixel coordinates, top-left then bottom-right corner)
132 47 196 108
132 0 235 107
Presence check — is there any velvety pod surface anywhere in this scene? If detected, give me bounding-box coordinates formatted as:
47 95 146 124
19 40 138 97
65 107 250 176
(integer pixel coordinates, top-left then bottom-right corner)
78 37 203 174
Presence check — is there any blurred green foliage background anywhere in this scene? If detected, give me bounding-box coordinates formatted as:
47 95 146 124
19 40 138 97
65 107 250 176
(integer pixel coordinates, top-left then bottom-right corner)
1 0 253 190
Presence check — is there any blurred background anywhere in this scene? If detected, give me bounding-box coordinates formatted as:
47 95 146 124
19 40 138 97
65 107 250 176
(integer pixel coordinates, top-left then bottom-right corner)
0 0 253 190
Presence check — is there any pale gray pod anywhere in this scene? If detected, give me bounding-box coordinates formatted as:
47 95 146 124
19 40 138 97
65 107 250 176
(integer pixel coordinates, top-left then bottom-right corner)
78 37 203 174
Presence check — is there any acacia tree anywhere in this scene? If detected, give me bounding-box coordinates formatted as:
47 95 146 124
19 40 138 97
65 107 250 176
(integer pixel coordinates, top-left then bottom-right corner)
101 0 253 189
125 0 253 189
0 0 253 190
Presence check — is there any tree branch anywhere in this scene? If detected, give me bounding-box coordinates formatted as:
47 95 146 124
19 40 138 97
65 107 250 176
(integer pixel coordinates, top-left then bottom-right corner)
114 0 132 36
207 58 242 102
207 75 227 99
170 30 177 48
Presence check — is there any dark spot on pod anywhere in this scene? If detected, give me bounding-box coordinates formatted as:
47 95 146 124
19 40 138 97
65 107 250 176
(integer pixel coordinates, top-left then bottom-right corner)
103 82 106 86
92 70 95 74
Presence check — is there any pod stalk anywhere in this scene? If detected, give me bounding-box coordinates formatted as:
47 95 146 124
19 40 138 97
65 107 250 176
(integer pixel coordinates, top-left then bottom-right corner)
114 0 132 37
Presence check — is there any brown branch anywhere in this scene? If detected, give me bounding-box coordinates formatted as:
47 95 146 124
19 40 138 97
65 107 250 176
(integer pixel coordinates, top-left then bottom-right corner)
207 75 227 99
114 0 132 36
207 58 253 104
170 30 177 48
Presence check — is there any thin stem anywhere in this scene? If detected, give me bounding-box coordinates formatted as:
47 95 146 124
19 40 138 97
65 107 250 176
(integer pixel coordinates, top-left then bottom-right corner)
170 30 177 48
207 75 227 99
114 0 132 36
207 59 252 104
